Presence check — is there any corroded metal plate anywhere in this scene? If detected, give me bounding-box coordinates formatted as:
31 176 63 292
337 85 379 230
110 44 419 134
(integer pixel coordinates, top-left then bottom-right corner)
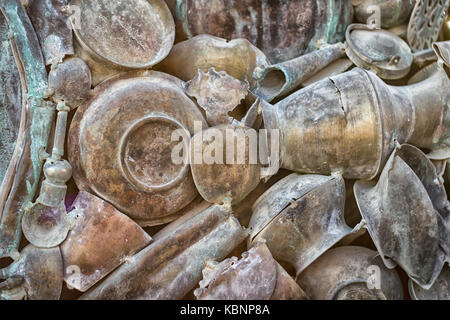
68 72 207 226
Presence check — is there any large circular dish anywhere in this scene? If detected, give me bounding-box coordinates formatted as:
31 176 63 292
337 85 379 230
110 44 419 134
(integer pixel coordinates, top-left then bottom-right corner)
68 72 207 226
171 0 353 63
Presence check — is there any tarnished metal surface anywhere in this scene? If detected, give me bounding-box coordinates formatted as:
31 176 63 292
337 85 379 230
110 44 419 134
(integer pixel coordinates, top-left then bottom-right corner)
26 0 74 66
297 246 404 300
80 204 247 300
22 97 74 248
48 57 91 110
0 245 63 300
272 66 450 179
254 42 346 102
408 62 440 84
409 266 450 300
185 68 249 126
407 0 450 52
172 0 353 63
0 12 21 189
68 71 207 226
72 0 174 68
433 40 450 66
300 58 353 87
353 0 414 29
156 34 269 89
60 191 152 292
249 173 355 276
0 0 449 302
274 68 385 179
345 24 413 79
354 144 446 289
194 242 307 300
72 0 175 85
190 124 261 206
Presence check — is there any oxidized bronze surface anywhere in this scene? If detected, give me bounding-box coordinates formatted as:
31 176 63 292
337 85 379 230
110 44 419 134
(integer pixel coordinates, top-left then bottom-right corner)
407 0 450 51
0 0 450 302
68 71 207 226
156 34 269 90
48 57 92 110
60 191 152 292
272 65 450 179
26 0 74 66
353 0 414 29
409 266 450 300
194 242 308 300
0 244 63 300
170 0 353 63
345 23 413 79
80 204 247 300
354 144 447 289
297 246 404 300
248 173 358 276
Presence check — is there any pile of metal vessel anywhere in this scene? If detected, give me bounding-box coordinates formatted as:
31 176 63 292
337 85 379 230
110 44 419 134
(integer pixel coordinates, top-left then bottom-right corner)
0 0 449 300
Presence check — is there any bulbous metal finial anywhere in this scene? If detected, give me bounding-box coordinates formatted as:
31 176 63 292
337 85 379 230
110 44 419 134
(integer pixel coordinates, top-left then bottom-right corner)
43 160 72 185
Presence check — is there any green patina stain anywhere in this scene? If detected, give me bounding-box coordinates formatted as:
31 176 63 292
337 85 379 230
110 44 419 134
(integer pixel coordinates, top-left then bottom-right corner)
0 0 54 258
0 25 20 184
307 0 352 53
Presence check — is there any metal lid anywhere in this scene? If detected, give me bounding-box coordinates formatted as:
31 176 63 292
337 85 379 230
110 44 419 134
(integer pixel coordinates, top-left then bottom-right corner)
345 24 413 79
249 173 354 276
409 266 450 300
297 246 404 300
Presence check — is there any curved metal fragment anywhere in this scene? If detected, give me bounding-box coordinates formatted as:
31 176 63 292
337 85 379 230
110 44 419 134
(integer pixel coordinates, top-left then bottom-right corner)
26 0 74 66
0 11 22 195
249 173 356 276
353 0 414 29
297 246 404 300
433 41 450 67
254 42 346 102
409 266 450 300
185 68 249 126
408 62 439 84
272 65 450 179
80 204 247 300
0 244 63 300
354 144 446 289
300 58 353 88
173 0 353 63
345 24 413 79
195 242 307 300
0 0 54 259
72 0 175 85
156 34 269 90
68 71 207 226
60 191 152 292
274 68 387 179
